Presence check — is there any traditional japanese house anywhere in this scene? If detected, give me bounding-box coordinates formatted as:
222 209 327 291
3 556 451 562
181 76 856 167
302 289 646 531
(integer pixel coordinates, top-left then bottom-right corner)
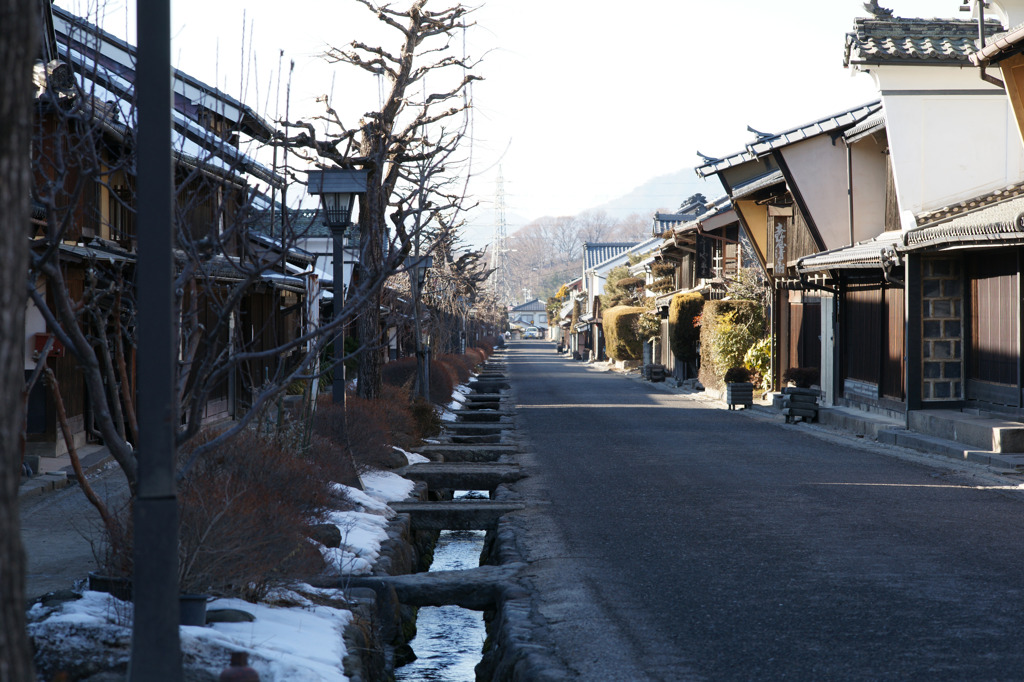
696 101 888 394
649 197 744 379
798 3 1024 418
26 6 292 462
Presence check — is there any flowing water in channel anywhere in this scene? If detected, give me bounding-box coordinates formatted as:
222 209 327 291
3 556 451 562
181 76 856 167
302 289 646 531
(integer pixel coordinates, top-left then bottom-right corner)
395 493 488 681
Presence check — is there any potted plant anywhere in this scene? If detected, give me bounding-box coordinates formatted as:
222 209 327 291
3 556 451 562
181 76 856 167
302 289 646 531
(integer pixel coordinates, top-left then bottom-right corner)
724 366 754 410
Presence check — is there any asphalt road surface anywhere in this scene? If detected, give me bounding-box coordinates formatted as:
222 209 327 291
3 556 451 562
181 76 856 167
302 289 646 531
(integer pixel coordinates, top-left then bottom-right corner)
506 340 1024 681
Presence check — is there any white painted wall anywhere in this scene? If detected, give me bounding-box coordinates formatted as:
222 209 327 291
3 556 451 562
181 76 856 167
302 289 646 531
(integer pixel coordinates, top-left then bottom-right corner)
24 300 46 370
849 134 889 242
781 136 851 250
980 1 1024 30
862 65 1024 220
780 134 885 249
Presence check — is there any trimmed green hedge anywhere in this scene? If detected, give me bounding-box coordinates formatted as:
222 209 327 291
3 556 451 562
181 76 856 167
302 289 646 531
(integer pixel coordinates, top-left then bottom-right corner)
602 305 646 361
698 299 766 392
668 292 704 362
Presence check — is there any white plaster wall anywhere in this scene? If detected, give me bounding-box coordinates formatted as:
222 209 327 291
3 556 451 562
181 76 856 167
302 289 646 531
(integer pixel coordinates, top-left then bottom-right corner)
849 135 889 242
981 1 1024 29
780 136 855 250
868 65 1024 218
24 300 46 370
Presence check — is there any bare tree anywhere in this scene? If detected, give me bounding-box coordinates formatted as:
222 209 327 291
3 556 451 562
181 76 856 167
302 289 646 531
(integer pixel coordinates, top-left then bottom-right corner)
1 0 37 678
576 209 616 244
281 0 480 400
26 8 412 506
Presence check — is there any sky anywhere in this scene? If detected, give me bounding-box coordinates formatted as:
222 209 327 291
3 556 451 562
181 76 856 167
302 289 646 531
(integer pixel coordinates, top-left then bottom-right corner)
56 0 960 237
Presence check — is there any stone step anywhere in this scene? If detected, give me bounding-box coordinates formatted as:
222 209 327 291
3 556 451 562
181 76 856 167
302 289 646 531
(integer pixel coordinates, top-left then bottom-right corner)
397 462 523 491
389 501 525 531
878 428 1024 470
908 409 1024 452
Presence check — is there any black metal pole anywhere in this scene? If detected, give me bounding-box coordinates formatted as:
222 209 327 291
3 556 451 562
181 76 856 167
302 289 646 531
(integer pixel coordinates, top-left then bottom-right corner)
331 225 346 412
131 1 181 679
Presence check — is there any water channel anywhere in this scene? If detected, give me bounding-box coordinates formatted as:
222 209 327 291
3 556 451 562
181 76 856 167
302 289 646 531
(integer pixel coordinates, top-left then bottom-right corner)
395 492 487 681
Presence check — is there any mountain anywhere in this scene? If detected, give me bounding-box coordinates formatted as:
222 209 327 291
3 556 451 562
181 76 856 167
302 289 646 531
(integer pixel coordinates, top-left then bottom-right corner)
456 168 722 250
593 168 721 219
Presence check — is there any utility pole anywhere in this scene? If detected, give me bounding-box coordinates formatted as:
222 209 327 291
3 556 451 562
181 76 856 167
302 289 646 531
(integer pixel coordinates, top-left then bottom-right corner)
489 169 514 306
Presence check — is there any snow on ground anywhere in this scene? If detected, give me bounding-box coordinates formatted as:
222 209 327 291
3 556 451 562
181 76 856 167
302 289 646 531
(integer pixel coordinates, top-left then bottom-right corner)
28 385 474 680
393 446 430 464
29 588 355 681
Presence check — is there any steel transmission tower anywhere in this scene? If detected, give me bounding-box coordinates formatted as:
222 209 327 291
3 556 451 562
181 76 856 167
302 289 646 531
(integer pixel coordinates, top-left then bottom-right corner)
489 169 515 305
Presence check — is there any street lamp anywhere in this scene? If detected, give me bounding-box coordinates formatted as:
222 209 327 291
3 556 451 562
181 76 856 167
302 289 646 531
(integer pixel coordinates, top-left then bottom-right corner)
405 254 433 400
308 168 368 406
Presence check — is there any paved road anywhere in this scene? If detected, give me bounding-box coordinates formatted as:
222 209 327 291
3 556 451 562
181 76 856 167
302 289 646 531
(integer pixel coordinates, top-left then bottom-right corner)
506 340 1024 681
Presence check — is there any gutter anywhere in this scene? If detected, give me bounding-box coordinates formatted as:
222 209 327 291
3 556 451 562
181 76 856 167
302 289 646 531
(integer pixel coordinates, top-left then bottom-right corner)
964 0 1007 88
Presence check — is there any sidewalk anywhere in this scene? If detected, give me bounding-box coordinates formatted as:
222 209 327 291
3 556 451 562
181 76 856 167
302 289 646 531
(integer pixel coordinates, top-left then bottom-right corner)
19 444 115 499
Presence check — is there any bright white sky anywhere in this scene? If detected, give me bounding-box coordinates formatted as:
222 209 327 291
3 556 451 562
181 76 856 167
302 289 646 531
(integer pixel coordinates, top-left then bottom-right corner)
57 0 958 230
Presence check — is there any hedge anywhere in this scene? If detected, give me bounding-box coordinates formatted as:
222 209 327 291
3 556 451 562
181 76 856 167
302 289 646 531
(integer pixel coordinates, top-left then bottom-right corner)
602 305 646 361
698 299 766 392
668 292 704 362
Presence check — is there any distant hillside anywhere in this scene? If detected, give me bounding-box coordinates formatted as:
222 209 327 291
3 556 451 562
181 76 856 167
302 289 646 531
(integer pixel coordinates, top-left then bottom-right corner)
457 168 723 250
594 168 722 219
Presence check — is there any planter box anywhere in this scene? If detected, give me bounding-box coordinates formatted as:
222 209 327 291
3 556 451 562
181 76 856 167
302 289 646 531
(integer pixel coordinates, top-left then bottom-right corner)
726 382 754 410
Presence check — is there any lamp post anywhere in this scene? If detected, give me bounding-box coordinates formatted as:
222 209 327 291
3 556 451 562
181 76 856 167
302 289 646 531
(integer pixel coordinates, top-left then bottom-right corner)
308 168 368 408
405 254 432 401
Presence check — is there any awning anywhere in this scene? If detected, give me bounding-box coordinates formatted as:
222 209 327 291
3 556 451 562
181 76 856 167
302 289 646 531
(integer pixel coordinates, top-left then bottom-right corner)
901 194 1024 252
797 233 903 273
56 243 135 264
729 170 785 200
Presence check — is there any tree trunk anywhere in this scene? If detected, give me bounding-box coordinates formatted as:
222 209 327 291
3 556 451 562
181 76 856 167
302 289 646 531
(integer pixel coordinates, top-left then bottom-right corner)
355 134 386 400
0 0 38 678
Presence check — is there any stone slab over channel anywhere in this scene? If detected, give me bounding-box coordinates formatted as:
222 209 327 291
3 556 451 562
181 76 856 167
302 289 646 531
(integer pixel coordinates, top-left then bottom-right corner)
417 444 519 462
396 463 524 491
340 563 525 610
389 501 525 531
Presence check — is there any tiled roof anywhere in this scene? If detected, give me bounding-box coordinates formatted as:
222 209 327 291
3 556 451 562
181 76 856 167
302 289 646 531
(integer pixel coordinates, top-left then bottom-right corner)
250 207 364 241
844 17 1000 66
696 101 882 177
797 233 903 273
972 23 1024 65
730 170 785 200
844 113 886 144
511 298 546 312
583 242 639 270
914 180 1024 225
903 194 1024 251
746 102 882 158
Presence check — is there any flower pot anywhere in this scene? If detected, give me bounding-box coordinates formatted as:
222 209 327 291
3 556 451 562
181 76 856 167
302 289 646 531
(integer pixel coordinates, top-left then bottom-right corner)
88 571 132 601
725 381 754 410
179 593 208 626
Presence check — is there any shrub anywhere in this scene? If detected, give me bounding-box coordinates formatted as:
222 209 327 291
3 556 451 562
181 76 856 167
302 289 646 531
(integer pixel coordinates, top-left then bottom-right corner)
783 366 820 388
177 428 332 599
724 366 751 383
669 292 704 362
744 337 772 392
602 305 646 361
699 299 766 391
635 308 661 344
314 393 392 472
410 396 441 438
